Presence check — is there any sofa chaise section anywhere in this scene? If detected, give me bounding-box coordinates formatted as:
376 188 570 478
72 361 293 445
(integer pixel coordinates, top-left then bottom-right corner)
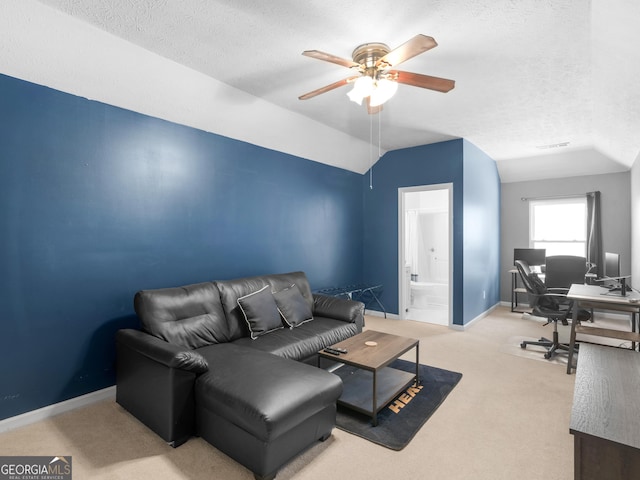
195 343 342 480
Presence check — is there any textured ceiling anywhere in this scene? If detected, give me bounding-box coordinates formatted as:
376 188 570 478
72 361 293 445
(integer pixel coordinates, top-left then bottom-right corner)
3 0 640 181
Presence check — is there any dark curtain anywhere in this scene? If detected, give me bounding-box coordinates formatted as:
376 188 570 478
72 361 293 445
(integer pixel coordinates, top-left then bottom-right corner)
586 191 603 278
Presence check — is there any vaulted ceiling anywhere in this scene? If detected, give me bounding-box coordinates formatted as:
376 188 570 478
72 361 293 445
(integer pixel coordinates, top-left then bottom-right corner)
2 0 639 182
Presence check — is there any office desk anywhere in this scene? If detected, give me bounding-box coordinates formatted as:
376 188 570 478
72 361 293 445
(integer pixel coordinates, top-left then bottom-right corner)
570 344 640 479
566 284 640 374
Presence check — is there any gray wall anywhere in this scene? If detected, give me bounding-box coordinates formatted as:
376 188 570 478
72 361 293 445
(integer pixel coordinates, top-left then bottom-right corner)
632 154 640 287
500 172 631 303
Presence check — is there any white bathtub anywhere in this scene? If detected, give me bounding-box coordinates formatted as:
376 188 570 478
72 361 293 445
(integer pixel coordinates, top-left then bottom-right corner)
410 281 448 308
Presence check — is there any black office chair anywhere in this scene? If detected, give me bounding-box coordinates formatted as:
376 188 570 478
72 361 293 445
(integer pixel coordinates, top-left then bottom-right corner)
544 255 588 289
545 255 595 323
515 260 590 359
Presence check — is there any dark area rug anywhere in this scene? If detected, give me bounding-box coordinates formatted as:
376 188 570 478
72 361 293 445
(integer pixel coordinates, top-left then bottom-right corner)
334 359 462 450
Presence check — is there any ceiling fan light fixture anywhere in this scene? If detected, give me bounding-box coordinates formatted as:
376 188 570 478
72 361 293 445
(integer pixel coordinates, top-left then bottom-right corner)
301 35 455 114
369 78 398 107
347 76 374 105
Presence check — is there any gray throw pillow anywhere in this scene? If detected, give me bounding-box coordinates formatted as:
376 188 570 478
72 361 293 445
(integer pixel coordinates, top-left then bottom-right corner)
273 284 314 328
237 285 283 339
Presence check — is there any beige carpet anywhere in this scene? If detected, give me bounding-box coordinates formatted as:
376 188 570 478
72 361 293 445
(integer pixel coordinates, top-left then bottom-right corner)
0 307 593 479
502 310 636 367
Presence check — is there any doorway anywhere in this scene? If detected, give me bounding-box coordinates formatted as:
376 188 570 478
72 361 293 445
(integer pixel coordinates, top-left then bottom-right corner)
398 184 452 326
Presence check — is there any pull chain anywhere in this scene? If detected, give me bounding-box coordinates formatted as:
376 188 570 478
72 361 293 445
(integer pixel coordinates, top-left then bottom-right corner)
369 111 373 189
378 107 382 159
368 107 384 190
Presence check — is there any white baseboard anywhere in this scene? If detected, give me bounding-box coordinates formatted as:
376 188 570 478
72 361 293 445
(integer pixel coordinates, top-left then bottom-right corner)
450 302 501 331
367 303 501 330
365 309 399 319
0 386 116 434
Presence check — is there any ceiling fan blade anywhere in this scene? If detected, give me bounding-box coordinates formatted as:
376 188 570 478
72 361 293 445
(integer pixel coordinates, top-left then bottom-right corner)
392 70 455 93
302 50 360 69
298 76 360 100
376 34 438 68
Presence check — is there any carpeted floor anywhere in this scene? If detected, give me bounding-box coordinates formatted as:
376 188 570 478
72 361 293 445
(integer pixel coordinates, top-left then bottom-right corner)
0 306 594 479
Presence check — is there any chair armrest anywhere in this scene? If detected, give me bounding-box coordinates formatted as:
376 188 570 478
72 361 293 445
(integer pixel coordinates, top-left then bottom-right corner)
313 294 364 330
529 292 570 299
547 288 569 295
116 329 208 374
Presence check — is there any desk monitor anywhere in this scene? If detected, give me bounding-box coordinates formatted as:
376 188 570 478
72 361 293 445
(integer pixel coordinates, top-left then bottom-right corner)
605 252 620 278
514 248 546 266
602 252 632 296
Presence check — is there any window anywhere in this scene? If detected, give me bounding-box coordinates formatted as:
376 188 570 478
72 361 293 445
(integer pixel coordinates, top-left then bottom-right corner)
529 197 587 257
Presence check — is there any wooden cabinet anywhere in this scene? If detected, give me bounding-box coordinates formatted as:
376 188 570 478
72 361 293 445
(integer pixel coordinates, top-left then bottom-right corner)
570 344 640 479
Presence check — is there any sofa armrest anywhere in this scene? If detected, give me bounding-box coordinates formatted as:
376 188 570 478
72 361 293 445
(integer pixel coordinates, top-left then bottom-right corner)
116 329 204 447
312 294 364 331
117 329 208 374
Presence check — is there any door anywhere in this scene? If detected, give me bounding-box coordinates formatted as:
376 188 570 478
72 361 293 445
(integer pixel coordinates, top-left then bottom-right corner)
398 184 453 326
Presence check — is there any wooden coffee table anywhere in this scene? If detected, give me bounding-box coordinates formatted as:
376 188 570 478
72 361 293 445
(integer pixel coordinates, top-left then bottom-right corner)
318 330 419 426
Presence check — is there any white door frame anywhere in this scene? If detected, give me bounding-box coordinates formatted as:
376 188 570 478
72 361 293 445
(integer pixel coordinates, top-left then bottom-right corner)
398 183 453 326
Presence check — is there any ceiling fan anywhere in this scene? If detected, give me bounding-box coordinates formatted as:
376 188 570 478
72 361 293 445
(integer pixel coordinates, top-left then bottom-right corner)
299 34 455 114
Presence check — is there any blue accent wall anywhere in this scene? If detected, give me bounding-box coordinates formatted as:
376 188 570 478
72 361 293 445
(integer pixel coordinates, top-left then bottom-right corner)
0 74 363 420
462 140 501 320
362 140 465 324
362 139 501 326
